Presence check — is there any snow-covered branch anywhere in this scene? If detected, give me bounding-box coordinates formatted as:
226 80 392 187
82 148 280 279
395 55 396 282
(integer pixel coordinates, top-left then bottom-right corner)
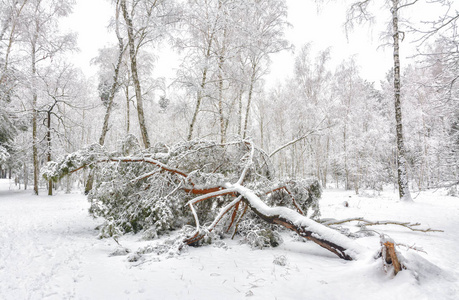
322 217 443 232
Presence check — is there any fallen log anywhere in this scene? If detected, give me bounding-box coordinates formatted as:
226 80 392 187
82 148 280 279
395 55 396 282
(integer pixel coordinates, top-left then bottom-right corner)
185 183 364 261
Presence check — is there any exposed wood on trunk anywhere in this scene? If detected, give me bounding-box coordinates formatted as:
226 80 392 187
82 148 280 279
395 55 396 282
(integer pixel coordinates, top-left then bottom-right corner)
226 201 241 233
383 241 402 275
231 203 248 239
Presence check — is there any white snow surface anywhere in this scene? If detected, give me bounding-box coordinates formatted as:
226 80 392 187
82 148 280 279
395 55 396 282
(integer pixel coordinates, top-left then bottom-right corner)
1 179 458 299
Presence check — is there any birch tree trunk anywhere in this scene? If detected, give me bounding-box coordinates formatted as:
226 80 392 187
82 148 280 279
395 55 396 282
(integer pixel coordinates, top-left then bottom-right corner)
99 2 124 146
31 41 39 196
218 55 226 144
243 69 256 139
187 37 213 141
237 88 243 136
392 0 412 201
47 110 52 196
120 0 150 149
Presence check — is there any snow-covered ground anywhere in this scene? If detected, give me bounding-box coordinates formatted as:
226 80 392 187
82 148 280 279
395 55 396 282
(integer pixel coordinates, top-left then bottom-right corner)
0 178 458 299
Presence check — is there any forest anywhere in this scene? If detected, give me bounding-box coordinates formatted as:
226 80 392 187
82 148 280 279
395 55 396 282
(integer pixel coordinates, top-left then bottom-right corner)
0 0 459 295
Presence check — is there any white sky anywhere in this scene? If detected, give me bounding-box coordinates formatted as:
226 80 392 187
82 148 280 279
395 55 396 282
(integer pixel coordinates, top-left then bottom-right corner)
61 0 115 78
61 0 449 88
268 0 392 87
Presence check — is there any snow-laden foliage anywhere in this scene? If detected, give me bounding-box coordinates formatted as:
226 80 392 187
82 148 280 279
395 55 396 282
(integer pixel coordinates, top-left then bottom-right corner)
43 135 322 244
0 145 10 164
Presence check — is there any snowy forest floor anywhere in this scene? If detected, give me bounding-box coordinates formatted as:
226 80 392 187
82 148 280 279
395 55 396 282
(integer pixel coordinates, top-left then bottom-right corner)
0 179 458 300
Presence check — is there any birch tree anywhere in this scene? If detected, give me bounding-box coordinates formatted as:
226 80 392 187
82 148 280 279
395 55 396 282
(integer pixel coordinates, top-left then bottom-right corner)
18 0 76 195
239 0 290 138
97 0 125 147
118 0 179 148
345 0 416 201
178 0 226 141
179 0 289 142
413 1 459 189
37 62 84 195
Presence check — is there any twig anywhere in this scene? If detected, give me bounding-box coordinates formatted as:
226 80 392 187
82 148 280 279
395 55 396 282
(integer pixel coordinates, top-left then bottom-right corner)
264 185 304 215
232 203 248 239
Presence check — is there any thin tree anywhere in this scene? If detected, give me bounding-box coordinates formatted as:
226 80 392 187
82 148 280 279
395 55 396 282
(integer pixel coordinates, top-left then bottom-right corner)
99 0 125 146
239 0 290 138
345 0 416 201
14 0 76 195
119 0 150 148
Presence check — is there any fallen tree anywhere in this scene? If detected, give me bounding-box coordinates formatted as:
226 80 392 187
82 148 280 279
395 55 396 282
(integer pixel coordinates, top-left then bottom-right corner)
42 135 441 275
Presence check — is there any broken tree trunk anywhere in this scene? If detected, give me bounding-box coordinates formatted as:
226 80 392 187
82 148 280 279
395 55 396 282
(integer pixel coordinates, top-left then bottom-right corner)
185 183 363 261
242 190 358 261
383 241 402 275
380 235 405 276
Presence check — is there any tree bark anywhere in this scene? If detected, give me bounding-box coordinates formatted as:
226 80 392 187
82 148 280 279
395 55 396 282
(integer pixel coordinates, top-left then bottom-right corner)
185 183 360 261
125 87 130 134
99 2 124 146
218 55 226 144
243 69 256 139
392 0 412 201
32 41 39 196
120 0 150 149
237 88 243 136
23 161 28 190
47 110 52 196
187 32 214 141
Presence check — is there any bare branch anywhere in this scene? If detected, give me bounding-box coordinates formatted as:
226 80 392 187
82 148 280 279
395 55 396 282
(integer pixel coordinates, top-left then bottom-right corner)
322 217 443 232
269 118 329 158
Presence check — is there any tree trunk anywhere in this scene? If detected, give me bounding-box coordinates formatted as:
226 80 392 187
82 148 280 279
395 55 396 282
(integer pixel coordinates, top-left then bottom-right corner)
120 0 150 149
185 183 362 261
243 70 256 139
32 43 39 196
125 87 130 134
23 162 28 190
392 0 412 201
188 39 213 141
99 2 124 146
344 128 350 190
47 110 52 196
85 3 125 196
218 56 226 144
0 0 28 82
237 88 243 136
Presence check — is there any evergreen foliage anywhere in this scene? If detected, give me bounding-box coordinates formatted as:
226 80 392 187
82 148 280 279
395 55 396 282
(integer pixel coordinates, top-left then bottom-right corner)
43 135 322 245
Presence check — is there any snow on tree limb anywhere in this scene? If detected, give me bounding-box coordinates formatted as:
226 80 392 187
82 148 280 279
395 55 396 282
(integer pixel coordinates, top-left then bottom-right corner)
228 183 364 261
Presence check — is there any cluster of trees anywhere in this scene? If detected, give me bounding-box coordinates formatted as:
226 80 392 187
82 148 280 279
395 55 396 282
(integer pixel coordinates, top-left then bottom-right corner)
1 0 458 199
